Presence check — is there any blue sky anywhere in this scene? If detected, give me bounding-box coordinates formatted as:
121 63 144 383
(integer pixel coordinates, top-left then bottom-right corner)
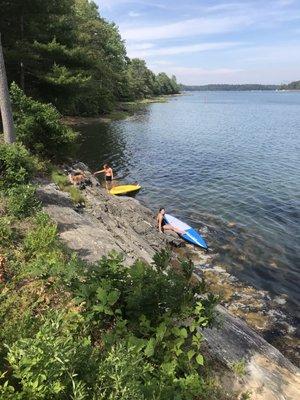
96 0 300 84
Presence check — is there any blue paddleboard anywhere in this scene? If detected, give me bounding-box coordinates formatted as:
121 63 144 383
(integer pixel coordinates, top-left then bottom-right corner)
164 213 208 250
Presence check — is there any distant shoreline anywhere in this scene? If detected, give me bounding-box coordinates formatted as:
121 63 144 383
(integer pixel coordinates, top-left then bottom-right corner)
181 80 300 92
181 84 279 91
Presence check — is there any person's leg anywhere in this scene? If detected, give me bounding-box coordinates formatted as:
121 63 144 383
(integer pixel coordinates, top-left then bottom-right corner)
106 177 113 191
163 224 184 235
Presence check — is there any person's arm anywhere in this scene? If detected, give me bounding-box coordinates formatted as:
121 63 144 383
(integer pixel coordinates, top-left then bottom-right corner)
93 169 104 176
111 169 114 180
158 214 163 233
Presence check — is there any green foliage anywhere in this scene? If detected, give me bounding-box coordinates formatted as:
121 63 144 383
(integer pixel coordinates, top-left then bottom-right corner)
23 213 59 257
230 359 246 377
0 216 14 246
51 169 85 205
6 311 92 400
0 188 223 400
124 59 180 101
152 248 171 271
6 185 40 219
180 258 195 280
95 342 149 400
51 170 69 190
240 391 252 400
280 80 300 90
1 0 179 117
0 143 39 189
182 84 278 91
10 83 77 159
68 186 85 205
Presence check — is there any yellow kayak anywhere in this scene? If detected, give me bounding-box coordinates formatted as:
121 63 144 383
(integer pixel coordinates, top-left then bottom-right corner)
109 184 141 196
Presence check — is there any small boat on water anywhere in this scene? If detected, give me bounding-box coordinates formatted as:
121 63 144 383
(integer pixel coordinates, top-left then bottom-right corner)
109 184 141 196
164 213 208 250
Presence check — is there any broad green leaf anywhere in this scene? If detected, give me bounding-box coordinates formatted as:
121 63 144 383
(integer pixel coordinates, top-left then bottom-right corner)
187 350 195 360
196 354 204 365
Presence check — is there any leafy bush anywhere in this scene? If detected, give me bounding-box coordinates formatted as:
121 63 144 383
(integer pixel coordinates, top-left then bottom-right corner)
95 342 150 400
0 143 39 189
68 186 85 205
51 170 69 190
51 170 85 205
6 311 93 400
10 83 77 159
6 185 40 219
23 213 59 257
0 216 14 246
0 204 222 400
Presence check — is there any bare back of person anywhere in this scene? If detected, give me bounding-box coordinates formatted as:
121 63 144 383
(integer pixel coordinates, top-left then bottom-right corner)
157 208 184 235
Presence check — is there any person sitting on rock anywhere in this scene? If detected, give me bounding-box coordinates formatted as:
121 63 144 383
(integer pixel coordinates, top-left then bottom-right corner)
68 170 87 189
157 208 184 235
93 163 114 190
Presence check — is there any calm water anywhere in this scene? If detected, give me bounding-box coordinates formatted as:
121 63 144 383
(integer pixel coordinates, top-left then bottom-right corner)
77 91 300 321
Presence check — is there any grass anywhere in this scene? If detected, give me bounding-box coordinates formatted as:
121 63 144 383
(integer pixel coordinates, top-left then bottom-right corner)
51 169 85 205
230 359 246 377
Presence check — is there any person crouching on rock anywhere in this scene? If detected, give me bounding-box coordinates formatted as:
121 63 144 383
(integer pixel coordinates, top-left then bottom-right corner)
69 170 88 189
93 163 114 191
157 208 184 235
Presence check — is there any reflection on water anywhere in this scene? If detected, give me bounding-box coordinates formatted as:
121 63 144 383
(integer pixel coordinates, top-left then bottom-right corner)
77 91 300 326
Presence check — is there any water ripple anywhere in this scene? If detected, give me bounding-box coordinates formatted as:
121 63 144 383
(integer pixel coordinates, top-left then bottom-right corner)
78 91 300 323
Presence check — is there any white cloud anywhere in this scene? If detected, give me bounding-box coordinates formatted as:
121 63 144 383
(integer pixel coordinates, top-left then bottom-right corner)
127 41 243 58
127 42 155 50
99 0 166 10
277 0 295 6
128 11 141 17
152 65 300 85
121 15 253 41
149 65 244 84
171 67 243 76
150 60 174 66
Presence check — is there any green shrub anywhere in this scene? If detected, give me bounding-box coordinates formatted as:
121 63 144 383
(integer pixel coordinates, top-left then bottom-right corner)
68 186 85 205
94 342 149 400
23 213 58 256
51 170 85 205
0 216 14 246
51 170 69 190
6 185 40 219
0 212 221 400
0 143 39 189
10 83 77 159
6 311 93 400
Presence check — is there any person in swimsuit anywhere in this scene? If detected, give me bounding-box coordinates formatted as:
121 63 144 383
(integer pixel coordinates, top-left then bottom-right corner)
157 208 184 234
94 164 114 190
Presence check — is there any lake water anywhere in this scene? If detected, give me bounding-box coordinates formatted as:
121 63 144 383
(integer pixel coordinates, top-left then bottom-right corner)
76 91 300 324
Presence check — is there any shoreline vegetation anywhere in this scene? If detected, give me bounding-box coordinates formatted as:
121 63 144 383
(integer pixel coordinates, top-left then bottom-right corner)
181 84 279 91
62 95 177 125
1 1 180 118
1 86 299 397
181 80 300 91
1 0 300 398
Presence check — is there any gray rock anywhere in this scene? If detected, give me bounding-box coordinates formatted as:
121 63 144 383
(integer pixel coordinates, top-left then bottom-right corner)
37 183 181 265
37 182 300 400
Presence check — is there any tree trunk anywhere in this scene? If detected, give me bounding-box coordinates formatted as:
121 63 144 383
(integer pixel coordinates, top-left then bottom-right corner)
0 32 16 143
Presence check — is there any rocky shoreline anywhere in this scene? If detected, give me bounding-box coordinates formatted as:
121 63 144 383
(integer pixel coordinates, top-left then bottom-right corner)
36 165 300 399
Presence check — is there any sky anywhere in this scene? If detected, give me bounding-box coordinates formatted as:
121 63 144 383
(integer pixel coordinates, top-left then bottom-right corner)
95 0 300 85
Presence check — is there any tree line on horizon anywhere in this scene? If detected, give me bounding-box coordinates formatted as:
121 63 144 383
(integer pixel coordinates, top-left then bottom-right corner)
181 81 300 91
181 84 279 91
0 0 180 116
279 80 300 90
